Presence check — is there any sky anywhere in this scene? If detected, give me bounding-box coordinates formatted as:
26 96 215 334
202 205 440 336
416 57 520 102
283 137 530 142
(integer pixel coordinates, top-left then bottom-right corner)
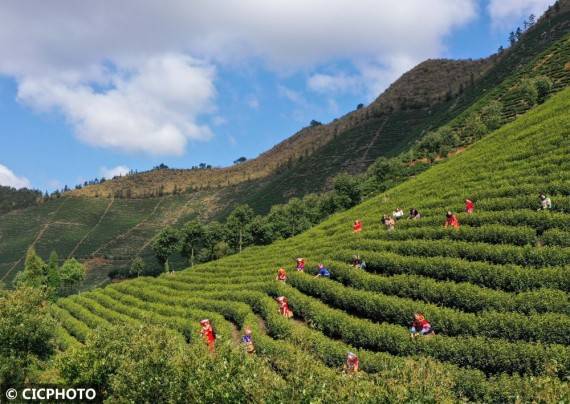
0 0 554 192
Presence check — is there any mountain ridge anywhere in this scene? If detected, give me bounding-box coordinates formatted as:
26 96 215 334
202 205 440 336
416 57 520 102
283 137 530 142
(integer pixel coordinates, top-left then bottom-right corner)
71 56 493 198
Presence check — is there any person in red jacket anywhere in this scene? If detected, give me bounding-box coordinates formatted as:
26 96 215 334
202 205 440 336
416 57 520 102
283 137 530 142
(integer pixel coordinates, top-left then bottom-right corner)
276 296 293 318
410 312 434 338
353 219 363 233
345 352 360 373
276 267 287 282
296 258 305 272
465 199 475 214
200 319 216 352
444 211 460 229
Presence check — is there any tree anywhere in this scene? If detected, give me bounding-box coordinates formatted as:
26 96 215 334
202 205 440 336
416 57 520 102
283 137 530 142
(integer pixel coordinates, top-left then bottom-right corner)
212 241 230 260
356 103 364 110
233 157 247 165
310 120 322 127
462 114 488 143
151 227 181 266
301 193 325 224
14 248 46 289
0 287 54 389
58 258 86 295
181 221 205 267
129 257 145 277
46 251 60 291
534 76 553 103
498 45 504 54
480 100 503 131
247 216 274 245
509 31 516 46
367 157 398 183
226 205 254 252
515 27 523 41
284 198 312 237
517 78 539 108
201 221 226 261
528 13 536 26
332 173 362 210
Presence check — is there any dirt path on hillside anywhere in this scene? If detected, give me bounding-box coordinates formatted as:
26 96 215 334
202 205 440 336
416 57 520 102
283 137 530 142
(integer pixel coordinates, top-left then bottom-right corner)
68 198 114 258
230 324 241 344
136 196 202 255
257 316 268 333
358 117 389 168
1 199 69 282
91 199 164 256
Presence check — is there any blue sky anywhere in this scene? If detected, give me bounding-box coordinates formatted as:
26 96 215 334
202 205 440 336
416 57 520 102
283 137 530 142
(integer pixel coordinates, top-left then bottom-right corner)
0 0 552 191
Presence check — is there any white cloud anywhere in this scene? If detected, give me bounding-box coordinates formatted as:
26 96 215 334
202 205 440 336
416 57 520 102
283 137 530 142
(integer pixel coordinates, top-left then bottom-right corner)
307 73 360 94
488 0 551 28
308 55 419 100
100 165 130 179
17 54 215 155
0 1 478 73
358 55 420 100
0 164 31 189
0 0 478 153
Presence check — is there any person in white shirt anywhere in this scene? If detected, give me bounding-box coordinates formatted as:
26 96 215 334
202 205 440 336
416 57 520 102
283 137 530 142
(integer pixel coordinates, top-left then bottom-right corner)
392 208 404 220
538 193 552 210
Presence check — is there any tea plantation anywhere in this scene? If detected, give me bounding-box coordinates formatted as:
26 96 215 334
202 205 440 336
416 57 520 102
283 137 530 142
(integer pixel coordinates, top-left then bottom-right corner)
49 87 570 401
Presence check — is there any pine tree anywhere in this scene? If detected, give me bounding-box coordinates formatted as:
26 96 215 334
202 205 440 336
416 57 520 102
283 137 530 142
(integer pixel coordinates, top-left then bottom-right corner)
14 248 47 288
46 251 60 290
509 31 516 46
59 258 86 295
528 14 536 26
130 257 145 277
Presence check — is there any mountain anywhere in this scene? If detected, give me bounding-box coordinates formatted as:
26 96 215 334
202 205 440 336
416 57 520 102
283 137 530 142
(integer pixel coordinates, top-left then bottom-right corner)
50 86 570 401
1 1 570 287
71 57 493 199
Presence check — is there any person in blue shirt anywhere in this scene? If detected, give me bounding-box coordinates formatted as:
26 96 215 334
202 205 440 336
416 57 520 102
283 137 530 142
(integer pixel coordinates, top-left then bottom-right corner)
241 326 255 354
314 263 331 278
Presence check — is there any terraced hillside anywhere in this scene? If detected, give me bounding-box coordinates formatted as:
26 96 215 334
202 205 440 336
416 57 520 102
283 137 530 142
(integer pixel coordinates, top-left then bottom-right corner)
0 191 217 288
51 88 570 401
2 6 570 289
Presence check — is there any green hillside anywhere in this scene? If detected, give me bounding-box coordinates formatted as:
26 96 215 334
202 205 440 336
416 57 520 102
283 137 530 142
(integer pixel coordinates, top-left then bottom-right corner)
50 88 570 401
1 10 569 288
0 192 215 287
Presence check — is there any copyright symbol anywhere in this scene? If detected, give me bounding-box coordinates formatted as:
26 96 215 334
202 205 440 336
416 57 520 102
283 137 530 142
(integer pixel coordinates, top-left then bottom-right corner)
5 388 17 400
